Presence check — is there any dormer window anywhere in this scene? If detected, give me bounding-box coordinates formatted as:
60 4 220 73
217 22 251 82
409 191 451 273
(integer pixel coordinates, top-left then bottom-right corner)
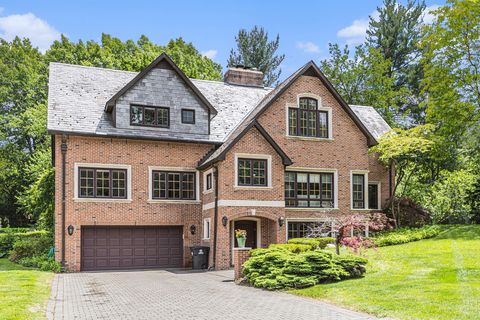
130 105 169 128
288 97 328 138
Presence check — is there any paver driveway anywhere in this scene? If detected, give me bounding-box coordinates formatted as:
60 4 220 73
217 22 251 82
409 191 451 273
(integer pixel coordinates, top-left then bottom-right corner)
47 269 379 320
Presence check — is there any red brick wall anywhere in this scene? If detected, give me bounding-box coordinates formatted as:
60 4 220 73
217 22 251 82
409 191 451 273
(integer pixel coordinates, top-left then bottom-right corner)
54 135 213 271
233 248 251 281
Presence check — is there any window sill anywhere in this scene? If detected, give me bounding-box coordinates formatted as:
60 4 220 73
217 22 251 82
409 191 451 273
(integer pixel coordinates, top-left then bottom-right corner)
202 238 210 241
351 208 370 211
73 198 132 203
286 136 334 142
203 189 214 195
234 186 273 191
285 207 339 211
147 199 201 205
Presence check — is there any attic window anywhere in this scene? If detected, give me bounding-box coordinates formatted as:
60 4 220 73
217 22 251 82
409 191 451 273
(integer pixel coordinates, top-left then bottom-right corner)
130 105 169 128
288 97 329 138
181 109 195 124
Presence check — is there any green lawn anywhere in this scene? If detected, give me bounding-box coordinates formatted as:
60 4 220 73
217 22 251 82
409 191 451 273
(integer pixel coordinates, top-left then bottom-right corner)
0 259 53 320
291 225 480 320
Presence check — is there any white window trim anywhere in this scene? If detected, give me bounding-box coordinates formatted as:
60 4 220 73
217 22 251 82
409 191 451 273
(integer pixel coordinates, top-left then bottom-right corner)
368 181 382 210
350 170 369 210
285 167 339 210
203 168 214 194
73 163 132 202
148 166 200 203
285 93 334 141
234 153 272 189
203 218 211 240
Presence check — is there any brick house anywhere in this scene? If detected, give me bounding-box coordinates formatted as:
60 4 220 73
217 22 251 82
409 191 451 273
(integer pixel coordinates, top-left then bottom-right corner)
47 53 391 271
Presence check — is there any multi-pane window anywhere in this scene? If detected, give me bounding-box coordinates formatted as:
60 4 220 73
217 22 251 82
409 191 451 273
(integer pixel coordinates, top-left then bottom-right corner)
287 221 333 239
288 97 328 138
79 168 127 199
285 172 334 208
368 183 379 209
130 105 169 127
203 218 211 239
205 172 213 191
152 171 196 200
237 158 267 187
352 174 366 209
181 109 195 124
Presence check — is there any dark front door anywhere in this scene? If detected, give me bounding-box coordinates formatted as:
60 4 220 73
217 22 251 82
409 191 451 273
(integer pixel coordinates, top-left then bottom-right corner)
234 220 257 248
368 184 379 209
81 226 183 271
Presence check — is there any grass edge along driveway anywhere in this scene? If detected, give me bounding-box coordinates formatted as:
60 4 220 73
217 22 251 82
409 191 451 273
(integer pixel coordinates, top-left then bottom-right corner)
290 225 480 320
0 258 54 320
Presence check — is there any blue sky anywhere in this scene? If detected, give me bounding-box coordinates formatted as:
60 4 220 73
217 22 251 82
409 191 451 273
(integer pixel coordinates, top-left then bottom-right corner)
0 0 443 78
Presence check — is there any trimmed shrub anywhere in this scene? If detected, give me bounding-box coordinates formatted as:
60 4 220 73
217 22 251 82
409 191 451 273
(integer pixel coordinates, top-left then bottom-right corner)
268 243 312 253
0 230 50 255
8 231 53 261
288 237 336 249
372 225 442 247
242 247 367 290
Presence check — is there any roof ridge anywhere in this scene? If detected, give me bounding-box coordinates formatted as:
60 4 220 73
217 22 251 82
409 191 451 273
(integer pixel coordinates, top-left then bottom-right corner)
49 62 138 74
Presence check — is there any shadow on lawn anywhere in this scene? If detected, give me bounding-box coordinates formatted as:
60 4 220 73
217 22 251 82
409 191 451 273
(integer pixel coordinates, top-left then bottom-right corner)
432 225 480 240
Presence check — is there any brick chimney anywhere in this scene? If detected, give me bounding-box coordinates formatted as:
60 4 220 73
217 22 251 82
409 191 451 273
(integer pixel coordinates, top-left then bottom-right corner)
224 65 264 88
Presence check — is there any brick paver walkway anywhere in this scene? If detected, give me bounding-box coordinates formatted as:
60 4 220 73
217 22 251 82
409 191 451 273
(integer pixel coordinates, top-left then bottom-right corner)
47 269 380 320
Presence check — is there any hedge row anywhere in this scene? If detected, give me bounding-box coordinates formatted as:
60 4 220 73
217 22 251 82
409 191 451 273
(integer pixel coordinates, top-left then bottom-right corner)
372 225 442 247
243 244 367 290
287 237 336 249
0 229 60 272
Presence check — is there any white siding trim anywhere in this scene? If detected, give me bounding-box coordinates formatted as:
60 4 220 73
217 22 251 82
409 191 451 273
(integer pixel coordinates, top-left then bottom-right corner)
73 163 132 201
202 202 215 211
218 200 284 207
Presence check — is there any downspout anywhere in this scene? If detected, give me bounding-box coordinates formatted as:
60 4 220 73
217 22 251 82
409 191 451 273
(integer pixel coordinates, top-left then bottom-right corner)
211 165 219 270
60 135 68 271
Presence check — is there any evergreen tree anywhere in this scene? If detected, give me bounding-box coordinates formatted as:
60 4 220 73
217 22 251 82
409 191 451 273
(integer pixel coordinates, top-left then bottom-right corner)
367 0 427 124
228 26 285 86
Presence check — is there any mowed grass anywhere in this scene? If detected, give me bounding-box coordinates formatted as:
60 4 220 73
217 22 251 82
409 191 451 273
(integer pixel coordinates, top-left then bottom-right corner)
291 225 480 320
0 259 53 320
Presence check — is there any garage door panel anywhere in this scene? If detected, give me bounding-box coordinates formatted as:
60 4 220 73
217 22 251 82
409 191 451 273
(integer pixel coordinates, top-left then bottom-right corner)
82 226 183 271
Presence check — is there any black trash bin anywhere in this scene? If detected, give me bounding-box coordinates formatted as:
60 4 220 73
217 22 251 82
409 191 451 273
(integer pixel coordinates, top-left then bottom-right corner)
190 246 210 270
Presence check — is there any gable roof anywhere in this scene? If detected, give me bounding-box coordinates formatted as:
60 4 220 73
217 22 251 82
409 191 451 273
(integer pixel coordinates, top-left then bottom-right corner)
198 61 380 167
104 53 217 116
198 121 292 169
47 62 271 143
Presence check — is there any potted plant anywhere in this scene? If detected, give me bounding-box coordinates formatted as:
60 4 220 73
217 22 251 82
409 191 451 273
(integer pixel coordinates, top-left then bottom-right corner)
235 229 247 248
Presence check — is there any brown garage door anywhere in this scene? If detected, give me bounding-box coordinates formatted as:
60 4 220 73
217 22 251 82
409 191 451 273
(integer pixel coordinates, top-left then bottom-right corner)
81 226 183 271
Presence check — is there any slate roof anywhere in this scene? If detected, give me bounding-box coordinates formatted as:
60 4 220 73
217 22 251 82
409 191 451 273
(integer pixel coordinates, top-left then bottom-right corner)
350 105 391 140
47 62 391 149
47 62 271 143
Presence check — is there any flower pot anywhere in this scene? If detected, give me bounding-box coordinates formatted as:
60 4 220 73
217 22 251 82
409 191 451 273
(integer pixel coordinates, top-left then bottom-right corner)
236 236 246 248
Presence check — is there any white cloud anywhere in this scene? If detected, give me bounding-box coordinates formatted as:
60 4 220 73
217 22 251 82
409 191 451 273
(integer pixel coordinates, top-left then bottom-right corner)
0 12 61 52
423 5 441 24
296 41 321 53
337 11 379 45
202 49 218 60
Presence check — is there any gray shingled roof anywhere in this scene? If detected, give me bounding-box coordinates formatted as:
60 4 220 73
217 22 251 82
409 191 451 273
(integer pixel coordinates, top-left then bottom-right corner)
47 62 271 143
47 62 390 149
350 105 391 140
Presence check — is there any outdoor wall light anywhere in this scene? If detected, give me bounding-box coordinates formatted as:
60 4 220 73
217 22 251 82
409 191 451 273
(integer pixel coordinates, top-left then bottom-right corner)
67 225 75 236
222 216 228 227
278 217 285 227
190 225 196 235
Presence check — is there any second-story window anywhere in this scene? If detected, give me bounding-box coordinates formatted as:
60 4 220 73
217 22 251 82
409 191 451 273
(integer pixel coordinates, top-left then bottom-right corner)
79 168 127 199
285 171 334 208
206 172 213 191
130 105 169 127
288 97 328 138
237 158 268 187
152 171 196 200
181 109 195 124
